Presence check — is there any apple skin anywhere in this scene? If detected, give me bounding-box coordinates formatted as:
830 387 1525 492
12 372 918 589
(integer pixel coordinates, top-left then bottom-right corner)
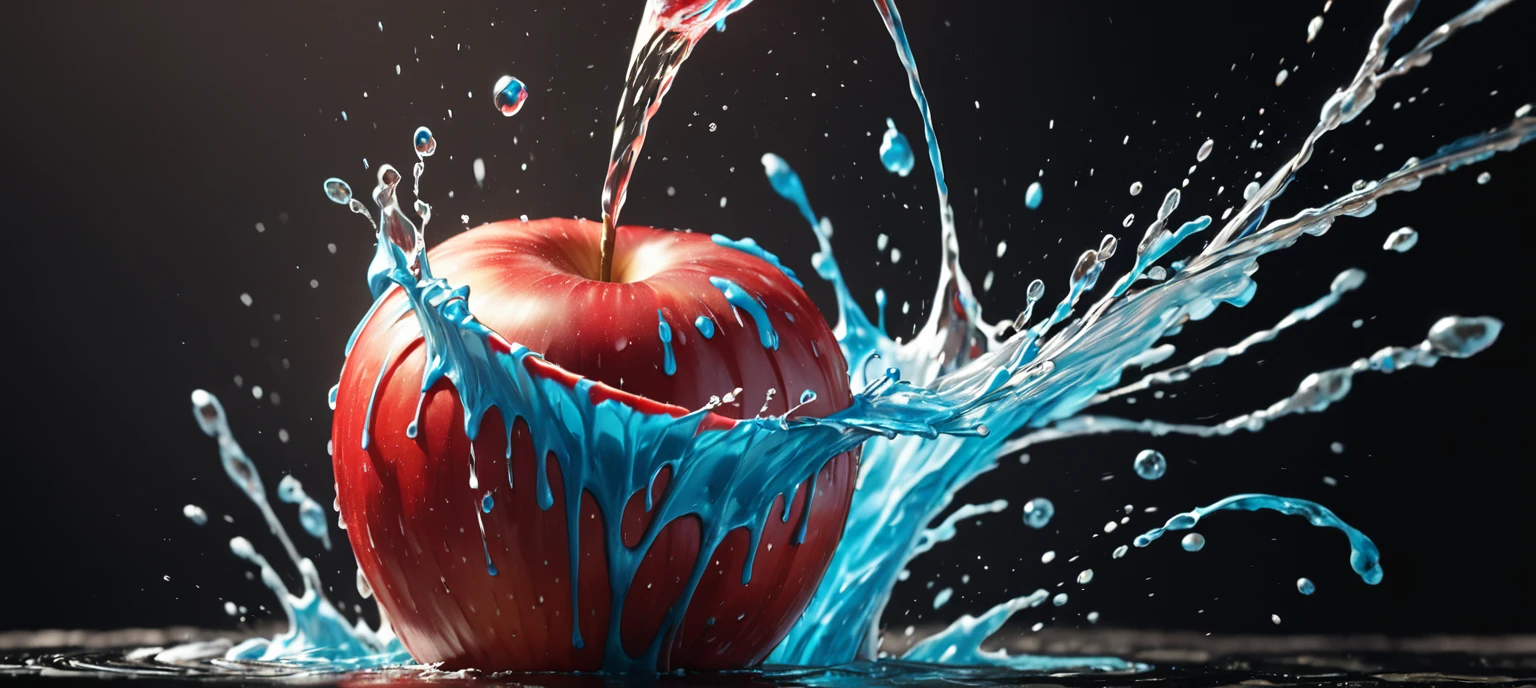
331 218 857 672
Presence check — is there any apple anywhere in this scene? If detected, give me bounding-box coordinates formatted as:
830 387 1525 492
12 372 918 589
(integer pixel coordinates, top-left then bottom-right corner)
331 217 858 672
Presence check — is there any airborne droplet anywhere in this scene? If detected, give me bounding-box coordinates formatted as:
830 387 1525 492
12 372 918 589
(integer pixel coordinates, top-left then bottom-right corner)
1297 577 1316 595
1022 497 1055 529
1134 449 1167 480
879 118 915 176
494 75 529 116
323 178 353 205
1025 181 1044 210
1383 226 1418 253
1181 532 1206 552
1197 139 1214 162
413 127 437 157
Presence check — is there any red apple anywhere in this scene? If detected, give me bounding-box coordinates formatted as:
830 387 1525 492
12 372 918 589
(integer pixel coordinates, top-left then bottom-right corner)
331 217 857 672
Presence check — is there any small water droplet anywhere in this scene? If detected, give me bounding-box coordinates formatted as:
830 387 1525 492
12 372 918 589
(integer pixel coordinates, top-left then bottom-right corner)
1383 226 1418 253
1022 497 1054 529
1052 593 1069 607
1134 449 1167 480
1181 532 1206 552
1025 181 1044 210
413 127 437 157
1476 171 1492 185
1077 569 1094 585
1197 139 1214 162
494 75 528 116
1297 577 1316 595
1129 181 1143 196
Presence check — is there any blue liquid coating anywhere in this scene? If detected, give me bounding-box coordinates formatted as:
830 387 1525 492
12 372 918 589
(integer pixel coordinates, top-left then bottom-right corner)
708 276 780 349
800 389 818 405
879 118 915 176
1134 494 1382 586
693 314 715 339
657 309 677 375
1134 449 1167 480
1180 533 1206 552
1025 181 1043 210
1022 497 1054 529
481 492 495 513
712 234 803 287
1297 577 1316 595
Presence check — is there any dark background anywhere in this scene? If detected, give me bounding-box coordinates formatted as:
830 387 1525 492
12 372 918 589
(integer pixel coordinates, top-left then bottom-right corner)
2 0 1531 641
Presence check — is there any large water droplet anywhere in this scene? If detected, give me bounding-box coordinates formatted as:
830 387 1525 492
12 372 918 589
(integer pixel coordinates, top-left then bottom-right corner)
879 118 915 177
1134 449 1167 480
413 127 437 157
1025 181 1044 210
1022 497 1055 529
323 178 353 205
494 75 528 116
1383 226 1418 253
1181 532 1206 552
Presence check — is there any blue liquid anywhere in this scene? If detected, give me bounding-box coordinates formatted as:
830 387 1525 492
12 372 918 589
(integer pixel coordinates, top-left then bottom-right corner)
879 118 915 176
693 314 716 339
1025 181 1043 210
182 0 1529 675
656 308 677 375
1298 577 1317 595
1022 497 1054 529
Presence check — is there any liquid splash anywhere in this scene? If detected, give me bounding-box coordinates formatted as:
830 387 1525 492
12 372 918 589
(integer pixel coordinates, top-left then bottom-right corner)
174 0 1528 676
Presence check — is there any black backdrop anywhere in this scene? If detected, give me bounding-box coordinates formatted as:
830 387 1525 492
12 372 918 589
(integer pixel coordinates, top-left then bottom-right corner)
2 0 1532 639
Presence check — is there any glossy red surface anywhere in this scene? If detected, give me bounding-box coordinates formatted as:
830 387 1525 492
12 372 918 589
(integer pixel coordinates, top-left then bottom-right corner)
332 218 857 671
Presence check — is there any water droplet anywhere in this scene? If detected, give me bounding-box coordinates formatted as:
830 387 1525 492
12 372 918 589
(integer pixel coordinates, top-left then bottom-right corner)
1307 15 1325 43
1158 189 1181 220
1272 613 1283 625
879 118 915 176
1134 449 1167 480
1052 593 1069 607
1297 577 1316 595
1197 139 1214 162
1122 213 1135 228
1476 171 1492 185
1426 316 1502 358
800 389 817 405
1022 497 1055 529
473 158 486 187
493 75 528 116
183 504 209 526
1041 550 1056 564
1129 181 1143 196
413 127 437 157
1243 181 1261 201
1077 569 1094 585
323 178 353 205
1330 441 1345 454
1275 69 1290 87
1087 611 1100 623
1025 181 1044 210
481 493 495 513
1112 545 1128 559
1026 278 1045 302
1181 532 1206 552
1383 226 1418 252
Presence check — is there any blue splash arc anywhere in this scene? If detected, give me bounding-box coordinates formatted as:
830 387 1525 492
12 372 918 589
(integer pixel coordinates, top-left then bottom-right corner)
181 0 1530 676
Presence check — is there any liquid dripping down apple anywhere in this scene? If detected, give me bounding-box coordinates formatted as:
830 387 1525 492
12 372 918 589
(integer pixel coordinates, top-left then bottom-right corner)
183 0 1526 675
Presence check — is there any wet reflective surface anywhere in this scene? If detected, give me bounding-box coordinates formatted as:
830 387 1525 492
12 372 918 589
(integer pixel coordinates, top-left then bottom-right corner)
4 631 1534 687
